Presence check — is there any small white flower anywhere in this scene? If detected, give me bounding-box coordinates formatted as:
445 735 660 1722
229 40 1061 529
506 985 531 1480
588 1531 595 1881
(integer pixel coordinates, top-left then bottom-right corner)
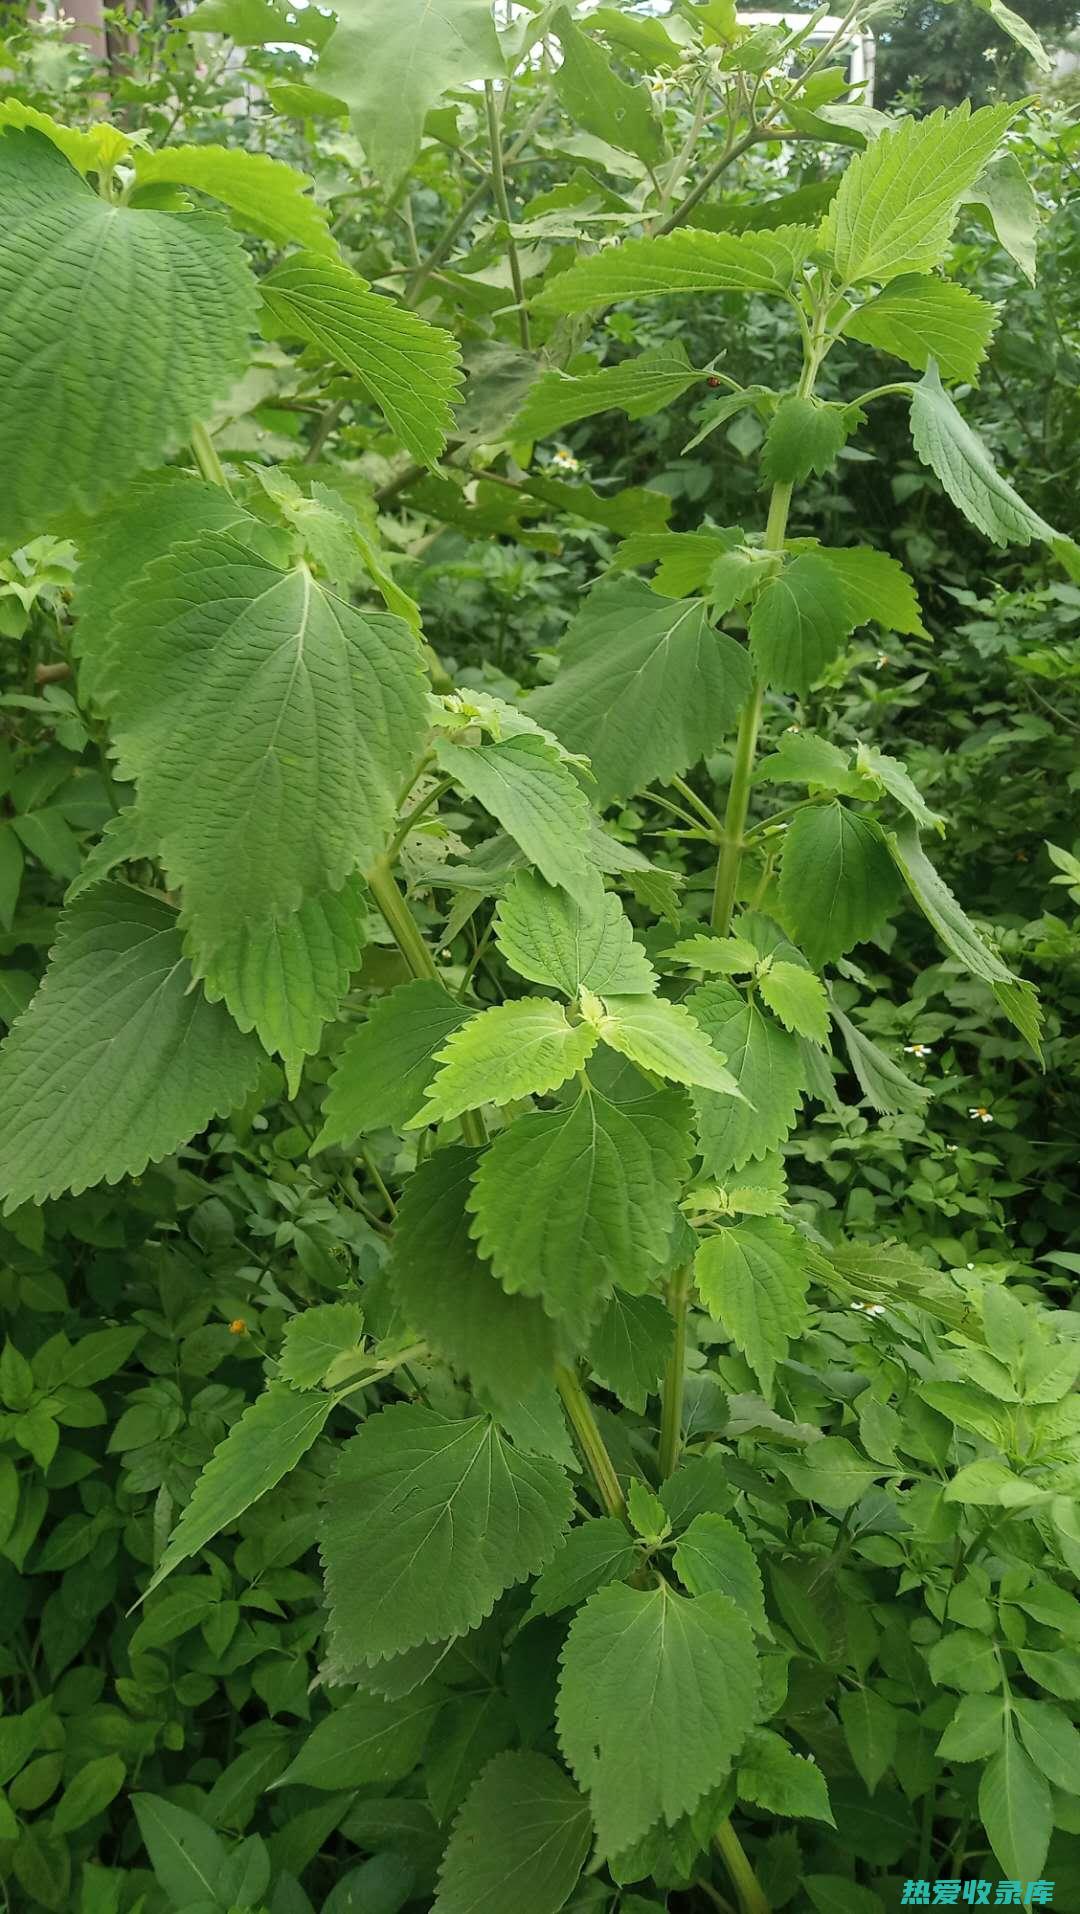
945 1143 957 1153
968 1105 994 1123
550 446 580 473
904 1042 933 1058
865 1304 886 1316
875 652 890 670
785 723 801 734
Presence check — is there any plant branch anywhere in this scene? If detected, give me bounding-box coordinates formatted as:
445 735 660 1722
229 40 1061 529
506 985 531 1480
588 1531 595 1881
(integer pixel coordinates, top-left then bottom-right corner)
485 80 531 349
713 1819 771 1914
658 1261 692 1478
556 1365 627 1521
190 419 232 494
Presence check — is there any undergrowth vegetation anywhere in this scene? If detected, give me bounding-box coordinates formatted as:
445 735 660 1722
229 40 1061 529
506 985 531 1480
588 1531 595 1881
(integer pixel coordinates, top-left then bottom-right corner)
1 3 1079 1912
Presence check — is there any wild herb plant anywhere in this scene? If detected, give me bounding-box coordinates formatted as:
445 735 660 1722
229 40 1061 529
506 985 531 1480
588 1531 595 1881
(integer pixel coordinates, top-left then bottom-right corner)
1 6 1079 1912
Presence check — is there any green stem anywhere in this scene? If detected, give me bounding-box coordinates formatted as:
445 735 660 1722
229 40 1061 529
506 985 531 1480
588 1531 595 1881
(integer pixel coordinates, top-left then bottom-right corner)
190 419 231 494
485 80 530 349
658 1262 692 1479
714 1819 771 1914
555 1365 627 1521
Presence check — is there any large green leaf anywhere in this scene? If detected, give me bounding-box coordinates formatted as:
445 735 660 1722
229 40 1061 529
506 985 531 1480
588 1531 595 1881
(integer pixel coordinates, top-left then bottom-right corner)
200 879 366 1095
107 531 429 960
978 1727 1052 1887
322 1406 572 1664
412 999 598 1126
512 346 700 441
528 579 752 806
749 555 855 696
695 1219 812 1395
587 993 744 1095
315 981 474 1149
909 363 1056 547
792 544 927 638
673 1514 769 1635
537 225 815 313
557 1581 759 1857
778 803 900 966
688 982 806 1176
435 732 594 902
261 252 462 465
0 128 256 546
316 0 504 192
133 143 334 255
469 1083 692 1338
965 151 1040 282
146 1381 333 1595
526 1520 639 1623
553 7 665 165
762 397 853 485
821 102 1015 286
391 1148 556 1410
434 1753 592 1914
277 1686 442 1791
494 872 656 999
588 1291 675 1412
0 884 262 1211
843 275 997 385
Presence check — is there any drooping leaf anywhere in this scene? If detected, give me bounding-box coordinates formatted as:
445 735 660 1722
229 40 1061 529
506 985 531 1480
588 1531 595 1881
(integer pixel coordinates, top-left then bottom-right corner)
390 1147 556 1408
200 878 366 1095
757 961 829 1043
525 1520 639 1623
978 1728 1052 1887
778 803 901 965
261 252 462 465
854 745 945 832
528 580 752 806
762 397 854 485
133 144 335 255
553 6 665 163
279 1302 365 1391
673 1514 769 1634
276 1686 442 1791
0 885 262 1211
843 274 997 385
433 1753 592 1914
695 1219 812 1395
557 1581 759 1857
435 732 594 903
411 1000 598 1127
469 1083 692 1338
146 1382 333 1595
775 1436 883 1509
965 151 1040 283
0 128 257 546
132 1795 227 1909
753 730 866 794
537 225 815 313
494 871 656 999
689 983 807 1177
315 981 474 1149
321 1406 573 1664
737 1730 836 1824
107 532 429 959
749 554 855 696
821 102 1015 286
511 346 700 441
838 1689 900 1795
908 362 1056 548
831 1009 930 1117
588 1291 675 1412
586 992 744 1095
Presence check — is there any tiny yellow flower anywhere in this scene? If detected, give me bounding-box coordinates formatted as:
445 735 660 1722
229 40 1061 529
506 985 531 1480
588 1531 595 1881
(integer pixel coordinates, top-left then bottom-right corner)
229 1318 248 1335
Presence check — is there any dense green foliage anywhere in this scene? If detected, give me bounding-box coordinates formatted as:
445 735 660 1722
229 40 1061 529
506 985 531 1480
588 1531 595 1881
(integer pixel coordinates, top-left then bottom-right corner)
1 5 1079 1914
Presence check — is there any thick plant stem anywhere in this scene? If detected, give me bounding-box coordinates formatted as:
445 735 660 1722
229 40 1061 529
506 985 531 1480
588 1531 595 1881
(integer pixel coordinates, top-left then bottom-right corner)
556 1366 627 1521
714 1819 771 1914
485 80 530 349
366 856 486 1148
658 1262 691 1479
190 419 232 494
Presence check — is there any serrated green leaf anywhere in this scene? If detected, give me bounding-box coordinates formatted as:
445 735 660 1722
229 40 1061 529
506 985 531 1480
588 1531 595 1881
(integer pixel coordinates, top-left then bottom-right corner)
756 961 829 1043
322 1405 572 1664
315 981 474 1149
753 730 865 793
0 884 262 1211
528 579 752 806
182 0 328 40
762 397 854 485
779 802 900 965
412 999 597 1126
673 1514 769 1634
316 0 504 194
776 1436 882 1509
821 103 1015 286
589 992 743 1095
695 1219 811 1395
277 1686 441 1790
0 96 129 174
133 143 334 255
937 1693 1008 1762
738 1729 835 1823
795 545 928 638
688 983 807 1176
107 532 428 959
665 933 760 974
146 1382 333 1595
557 1581 759 1857
390 1147 556 1408
537 225 815 313
749 554 855 696
200 879 366 1095
1012 1696 1080 1791
469 1084 692 1338
966 150 1040 283
588 1290 675 1412
855 745 944 831
512 345 699 441
525 1519 639 1623
279 1302 365 1391
831 1009 930 1117
261 252 462 465
435 732 594 903
434 1752 592 1914
838 1689 899 1794
495 871 655 999
909 362 1056 548
611 528 741 598
553 7 665 164
844 274 997 384
978 1729 1052 1886
0 128 256 546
